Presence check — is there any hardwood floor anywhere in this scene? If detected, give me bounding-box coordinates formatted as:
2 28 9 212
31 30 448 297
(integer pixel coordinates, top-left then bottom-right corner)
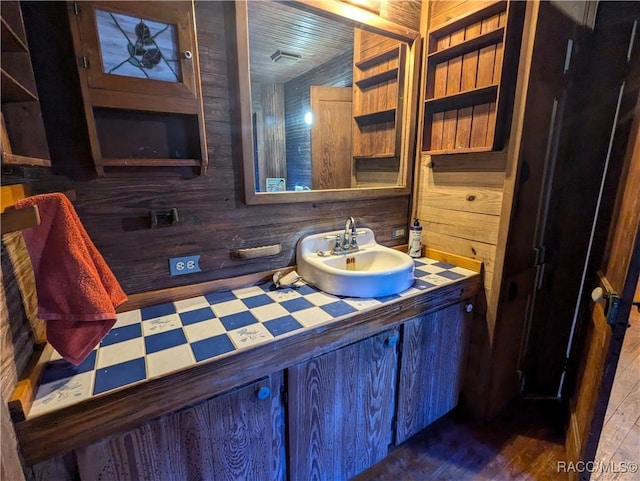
354 282 640 481
592 281 640 481
353 401 570 481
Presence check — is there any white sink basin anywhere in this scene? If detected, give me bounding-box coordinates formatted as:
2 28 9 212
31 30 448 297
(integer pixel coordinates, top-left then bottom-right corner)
296 228 414 298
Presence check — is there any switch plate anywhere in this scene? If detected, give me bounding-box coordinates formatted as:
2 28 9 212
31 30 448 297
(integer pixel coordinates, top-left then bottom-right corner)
169 255 202 276
392 226 406 240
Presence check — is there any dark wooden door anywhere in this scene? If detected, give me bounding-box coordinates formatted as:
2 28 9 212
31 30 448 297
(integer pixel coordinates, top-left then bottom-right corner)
395 301 471 444
565 57 640 481
310 86 353 189
287 328 398 481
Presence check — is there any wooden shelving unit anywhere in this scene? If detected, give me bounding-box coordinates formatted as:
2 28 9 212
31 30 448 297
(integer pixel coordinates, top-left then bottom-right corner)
351 30 406 186
421 0 521 155
0 1 51 167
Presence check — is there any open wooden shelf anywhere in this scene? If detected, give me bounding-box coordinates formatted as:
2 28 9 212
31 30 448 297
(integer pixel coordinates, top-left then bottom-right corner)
420 0 522 155
355 45 400 70
1 152 51 168
1 68 37 102
100 158 201 167
355 68 399 89
354 108 396 126
426 84 499 110
1 1 52 166
427 27 505 65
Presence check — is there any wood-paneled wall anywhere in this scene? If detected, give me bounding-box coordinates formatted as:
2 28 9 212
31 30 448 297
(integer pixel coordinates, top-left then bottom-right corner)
20 1 413 297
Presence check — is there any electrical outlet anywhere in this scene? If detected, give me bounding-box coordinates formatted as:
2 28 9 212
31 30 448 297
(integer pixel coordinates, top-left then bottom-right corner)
169 255 202 276
392 225 406 240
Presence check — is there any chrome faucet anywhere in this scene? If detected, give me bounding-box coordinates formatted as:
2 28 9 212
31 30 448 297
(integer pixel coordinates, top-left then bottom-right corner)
342 216 359 252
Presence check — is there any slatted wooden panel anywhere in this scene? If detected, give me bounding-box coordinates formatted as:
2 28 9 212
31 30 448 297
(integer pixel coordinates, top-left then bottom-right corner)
423 3 508 154
395 302 470 444
287 329 398 481
67 374 286 481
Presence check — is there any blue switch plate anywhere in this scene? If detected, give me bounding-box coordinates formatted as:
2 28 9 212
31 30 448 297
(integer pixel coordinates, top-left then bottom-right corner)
169 255 202 276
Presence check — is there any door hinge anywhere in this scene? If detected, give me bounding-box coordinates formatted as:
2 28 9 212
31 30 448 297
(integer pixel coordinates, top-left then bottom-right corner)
80 56 90 69
72 2 81 15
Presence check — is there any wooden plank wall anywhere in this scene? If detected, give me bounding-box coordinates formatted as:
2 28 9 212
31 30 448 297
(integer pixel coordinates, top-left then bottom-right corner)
19 1 415 297
415 0 521 420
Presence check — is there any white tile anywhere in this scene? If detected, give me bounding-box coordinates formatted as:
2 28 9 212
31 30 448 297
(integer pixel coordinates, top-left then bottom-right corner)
29 371 94 418
422 274 452 286
305 291 341 307
114 309 141 328
183 318 227 343
251 303 290 323
142 313 182 336
292 307 333 328
267 289 302 302
227 323 274 349
210 299 248 317
400 287 422 297
173 296 210 312
97 337 146 369
416 265 445 275
146 344 195 379
232 286 265 298
450 266 477 277
343 298 382 310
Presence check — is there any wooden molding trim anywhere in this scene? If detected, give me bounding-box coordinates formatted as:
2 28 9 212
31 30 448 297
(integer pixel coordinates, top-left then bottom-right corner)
7 343 53 423
424 247 483 273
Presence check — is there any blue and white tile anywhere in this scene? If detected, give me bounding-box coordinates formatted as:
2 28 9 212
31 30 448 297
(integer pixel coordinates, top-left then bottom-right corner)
30 371 95 417
415 265 446 275
232 285 266 299
421 274 453 286
114 309 142 328
144 328 188 354
292 306 334 327
97 337 145 369
343 297 382 310
93 358 146 395
305 291 342 307
142 313 182 336
250 302 290 323
449 266 477 276
266 288 303 303
263 315 303 337
191 334 235 362
174 296 210 313
146 344 195 379
227 323 274 349
183 318 227 343
210 299 249 318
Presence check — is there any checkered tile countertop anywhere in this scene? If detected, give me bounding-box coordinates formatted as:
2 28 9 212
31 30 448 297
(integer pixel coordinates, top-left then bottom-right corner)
28 257 478 419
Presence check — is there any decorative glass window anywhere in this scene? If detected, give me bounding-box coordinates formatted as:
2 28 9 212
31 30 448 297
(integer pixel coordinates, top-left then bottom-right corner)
95 9 182 83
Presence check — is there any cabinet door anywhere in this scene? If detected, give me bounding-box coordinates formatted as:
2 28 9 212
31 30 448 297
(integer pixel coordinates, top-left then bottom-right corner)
395 301 471 444
73 1 199 100
287 329 399 481
73 373 286 481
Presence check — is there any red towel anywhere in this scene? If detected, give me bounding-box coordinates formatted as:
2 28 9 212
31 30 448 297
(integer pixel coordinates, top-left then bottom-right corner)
15 193 127 365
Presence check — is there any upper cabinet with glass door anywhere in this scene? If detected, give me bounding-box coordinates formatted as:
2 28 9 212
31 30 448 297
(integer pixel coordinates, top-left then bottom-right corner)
235 0 421 204
69 1 207 176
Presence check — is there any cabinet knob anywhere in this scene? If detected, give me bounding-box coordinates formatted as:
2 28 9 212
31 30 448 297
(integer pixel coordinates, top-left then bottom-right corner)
385 334 399 347
256 386 270 400
591 287 604 303
182 50 193 60
465 303 474 313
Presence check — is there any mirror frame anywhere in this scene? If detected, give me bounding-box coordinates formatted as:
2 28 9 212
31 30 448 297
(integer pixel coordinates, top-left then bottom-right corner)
234 0 421 205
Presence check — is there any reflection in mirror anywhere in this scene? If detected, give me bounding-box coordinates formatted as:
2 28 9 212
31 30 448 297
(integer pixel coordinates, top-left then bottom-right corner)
236 0 419 201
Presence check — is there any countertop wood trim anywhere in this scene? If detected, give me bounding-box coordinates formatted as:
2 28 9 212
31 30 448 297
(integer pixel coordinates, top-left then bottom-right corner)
16 275 480 465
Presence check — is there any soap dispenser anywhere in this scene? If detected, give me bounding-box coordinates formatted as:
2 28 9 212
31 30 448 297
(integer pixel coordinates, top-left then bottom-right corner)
408 218 423 258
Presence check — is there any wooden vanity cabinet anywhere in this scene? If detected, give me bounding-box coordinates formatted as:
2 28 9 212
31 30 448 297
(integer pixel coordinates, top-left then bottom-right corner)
29 299 474 481
395 301 472 444
287 328 400 481
33 374 286 481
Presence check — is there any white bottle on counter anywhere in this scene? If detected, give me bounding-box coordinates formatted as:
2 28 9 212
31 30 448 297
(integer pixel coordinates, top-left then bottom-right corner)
408 218 423 258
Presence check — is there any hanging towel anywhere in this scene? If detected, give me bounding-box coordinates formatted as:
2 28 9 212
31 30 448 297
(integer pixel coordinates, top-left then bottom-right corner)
15 193 127 365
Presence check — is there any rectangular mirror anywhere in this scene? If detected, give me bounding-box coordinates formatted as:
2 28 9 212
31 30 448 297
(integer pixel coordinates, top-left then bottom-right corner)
234 0 420 204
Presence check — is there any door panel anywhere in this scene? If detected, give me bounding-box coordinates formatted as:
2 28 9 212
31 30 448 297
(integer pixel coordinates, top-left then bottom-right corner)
310 86 353 189
566 19 640 477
